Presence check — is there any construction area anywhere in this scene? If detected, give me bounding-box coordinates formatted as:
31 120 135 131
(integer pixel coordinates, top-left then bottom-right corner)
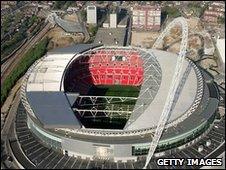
47 26 84 50
63 13 79 22
46 13 85 50
131 17 219 76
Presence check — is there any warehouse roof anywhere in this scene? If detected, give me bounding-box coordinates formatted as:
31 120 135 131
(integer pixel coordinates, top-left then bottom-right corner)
94 28 127 46
54 14 83 33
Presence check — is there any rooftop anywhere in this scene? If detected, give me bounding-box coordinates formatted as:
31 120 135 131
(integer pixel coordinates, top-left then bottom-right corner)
53 13 83 33
94 28 127 46
216 39 225 63
125 49 200 130
24 44 100 129
24 45 208 132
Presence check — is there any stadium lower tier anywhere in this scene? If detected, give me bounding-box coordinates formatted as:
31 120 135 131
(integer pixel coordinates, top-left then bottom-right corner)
13 102 225 169
24 101 217 162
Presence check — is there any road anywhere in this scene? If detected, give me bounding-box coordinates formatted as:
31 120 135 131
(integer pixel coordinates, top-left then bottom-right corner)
1 89 20 141
1 22 52 85
126 15 132 46
77 11 90 43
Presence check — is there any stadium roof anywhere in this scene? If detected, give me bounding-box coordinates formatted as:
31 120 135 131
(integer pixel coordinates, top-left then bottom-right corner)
27 44 100 92
26 92 81 129
25 44 100 129
24 45 207 131
124 49 199 130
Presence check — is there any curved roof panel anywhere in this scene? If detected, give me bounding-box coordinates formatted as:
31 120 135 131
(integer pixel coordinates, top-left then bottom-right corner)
125 49 199 130
25 44 100 129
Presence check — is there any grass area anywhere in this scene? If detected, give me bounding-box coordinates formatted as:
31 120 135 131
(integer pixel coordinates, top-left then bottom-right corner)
162 6 181 18
88 85 140 97
1 37 49 105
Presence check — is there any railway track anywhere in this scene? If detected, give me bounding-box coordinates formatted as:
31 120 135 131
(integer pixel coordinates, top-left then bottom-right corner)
1 22 52 85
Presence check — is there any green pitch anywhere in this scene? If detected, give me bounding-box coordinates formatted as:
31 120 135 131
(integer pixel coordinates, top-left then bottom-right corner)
88 85 140 97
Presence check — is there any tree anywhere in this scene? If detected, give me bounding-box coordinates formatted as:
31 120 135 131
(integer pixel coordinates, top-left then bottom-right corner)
217 15 225 24
80 10 87 21
53 1 66 9
1 37 49 105
162 6 181 18
88 25 98 36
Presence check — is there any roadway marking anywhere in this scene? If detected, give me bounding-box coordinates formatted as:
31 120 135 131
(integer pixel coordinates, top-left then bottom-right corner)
146 162 152 169
186 147 198 158
38 150 54 166
62 156 71 169
52 155 65 169
153 159 159 169
170 155 178 169
28 145 44 157
201 146 210 155
16 125 27 130
211 129 224 137
215 127 225 134
86 159 91 169
209 138 222 146
17 133 30 140
207 133 223 142
190 146 205 157
33 149 49 163
19 136 34 143
26 142 41 151
44 153 60 168
130 162 134 169
23 140 37 147
78 159 84 169
71 157 78 168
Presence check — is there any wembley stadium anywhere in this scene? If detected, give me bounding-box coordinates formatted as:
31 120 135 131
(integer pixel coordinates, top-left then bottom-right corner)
14 18 223 169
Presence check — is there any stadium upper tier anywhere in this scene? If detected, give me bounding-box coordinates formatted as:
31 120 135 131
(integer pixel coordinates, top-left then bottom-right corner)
64 48 144 89
22 44 208 134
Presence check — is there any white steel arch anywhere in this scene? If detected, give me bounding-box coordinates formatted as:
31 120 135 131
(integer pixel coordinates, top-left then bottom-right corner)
143 17 188 169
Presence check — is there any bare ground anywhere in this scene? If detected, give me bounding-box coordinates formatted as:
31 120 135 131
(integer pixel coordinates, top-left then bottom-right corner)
46 26 84 50
131 31 160 48
63 14 79 22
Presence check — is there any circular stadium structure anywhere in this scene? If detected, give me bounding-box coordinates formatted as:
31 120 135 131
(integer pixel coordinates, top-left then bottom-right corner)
18 18 220 165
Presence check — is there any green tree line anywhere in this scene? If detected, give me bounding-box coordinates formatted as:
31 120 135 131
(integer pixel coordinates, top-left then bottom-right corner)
1 37 49 105
1 15 40 59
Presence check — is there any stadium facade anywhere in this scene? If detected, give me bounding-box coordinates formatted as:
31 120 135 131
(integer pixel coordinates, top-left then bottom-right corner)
20 43 219 162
